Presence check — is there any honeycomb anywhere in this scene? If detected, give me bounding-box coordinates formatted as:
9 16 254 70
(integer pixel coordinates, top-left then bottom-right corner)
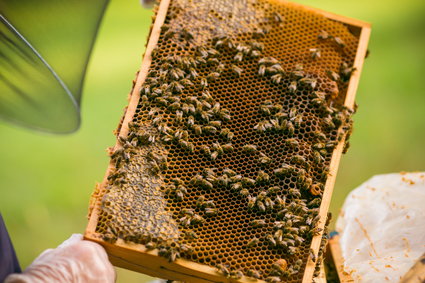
94 0 360 281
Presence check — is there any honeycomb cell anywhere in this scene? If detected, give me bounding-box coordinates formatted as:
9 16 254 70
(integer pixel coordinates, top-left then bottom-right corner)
94 0 359 281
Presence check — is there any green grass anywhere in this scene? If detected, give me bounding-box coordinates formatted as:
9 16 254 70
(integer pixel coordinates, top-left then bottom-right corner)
0 0 424 282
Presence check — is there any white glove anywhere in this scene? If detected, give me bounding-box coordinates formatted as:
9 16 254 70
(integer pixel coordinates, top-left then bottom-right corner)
336 172 425 282
5 234 115 283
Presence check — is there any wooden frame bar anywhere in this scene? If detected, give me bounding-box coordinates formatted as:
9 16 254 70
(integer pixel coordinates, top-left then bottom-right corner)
327 235 355 282
302 21 370 282
85 0 371 282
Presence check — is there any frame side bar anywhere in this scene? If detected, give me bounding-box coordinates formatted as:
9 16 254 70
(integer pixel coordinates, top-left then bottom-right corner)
302 24 371 283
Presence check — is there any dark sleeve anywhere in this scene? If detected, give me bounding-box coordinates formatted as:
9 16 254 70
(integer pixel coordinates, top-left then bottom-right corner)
0 214 21 281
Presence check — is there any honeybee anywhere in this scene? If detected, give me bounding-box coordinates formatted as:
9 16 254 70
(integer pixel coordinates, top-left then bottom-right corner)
141 95 149 105
205 207 218 216
247 269 261 279
309 249 317 262
169 248 180 262
231 64 243 77
247 196 256 210
216 63 226 74
266 276 283 283
318 30 329 40
216 264 230 277
285 138 299 149
291 70 304 80
175 186 187 201
191 214 205 225
309 48 321 60
247 237 260 248
251 50 261 58
271 74 283 84
180 244 193 254
223 168 236 176
216 174 229 187
314 131 327 142
164 30 175 40
222 143 234 152
259 65 266 76
196 196 206 207
299 77 317 89
180 28 194 41
288 81 297 93
231 182 243 192
256 170 270 184
242 177 256 187
252 28 267 39
291 155 307 166
259 153 272 166
327 70 340 82
343 140 350 154
298 177 312 191
288 188 301 198
309 227 323 237
264 197 274 210
184 230 198 239
193 125 202 135
239 188 250 197
340 62 356 81
257 201 266 212
200 179 214 190
267 186 280 195
179 140 194 153
242 144 257 153
308 198 321 208
230 269 244 279
207 72 220 81
314 151 324 164
273 12 284 23
333 37 345 48
178 215 191 227
259 56 278 65
207 57 219 66
251 219 266 227
266 234 277 246
234 52 244 62
275 196 286 209
254 120 272 132
286 121 295 136
145 242 156 250
200 78 208 88
274 164 295 178
230 174 242 182
311 215 321 227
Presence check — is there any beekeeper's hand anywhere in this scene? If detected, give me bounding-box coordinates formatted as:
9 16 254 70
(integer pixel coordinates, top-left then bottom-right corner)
4 234 115 283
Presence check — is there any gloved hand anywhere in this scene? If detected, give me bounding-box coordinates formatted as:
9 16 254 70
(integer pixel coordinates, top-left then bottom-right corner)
5 234 115 283
336 172 425 283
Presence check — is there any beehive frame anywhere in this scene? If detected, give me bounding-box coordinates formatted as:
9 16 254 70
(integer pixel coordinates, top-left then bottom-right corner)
85 0 370 282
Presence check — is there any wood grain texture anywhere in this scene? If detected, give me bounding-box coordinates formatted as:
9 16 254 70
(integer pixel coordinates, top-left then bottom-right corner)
84 0 371 281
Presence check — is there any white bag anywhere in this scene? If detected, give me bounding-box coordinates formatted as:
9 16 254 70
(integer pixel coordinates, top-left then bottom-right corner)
336 172 425 282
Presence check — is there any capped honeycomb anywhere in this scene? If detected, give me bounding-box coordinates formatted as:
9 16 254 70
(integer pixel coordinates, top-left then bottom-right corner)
92 0 364 281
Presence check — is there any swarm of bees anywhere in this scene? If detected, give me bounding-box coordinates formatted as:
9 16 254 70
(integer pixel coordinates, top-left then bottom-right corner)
96 0 360 281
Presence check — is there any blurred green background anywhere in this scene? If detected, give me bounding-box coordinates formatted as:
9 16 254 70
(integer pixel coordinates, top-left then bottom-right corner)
1 0 424 282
